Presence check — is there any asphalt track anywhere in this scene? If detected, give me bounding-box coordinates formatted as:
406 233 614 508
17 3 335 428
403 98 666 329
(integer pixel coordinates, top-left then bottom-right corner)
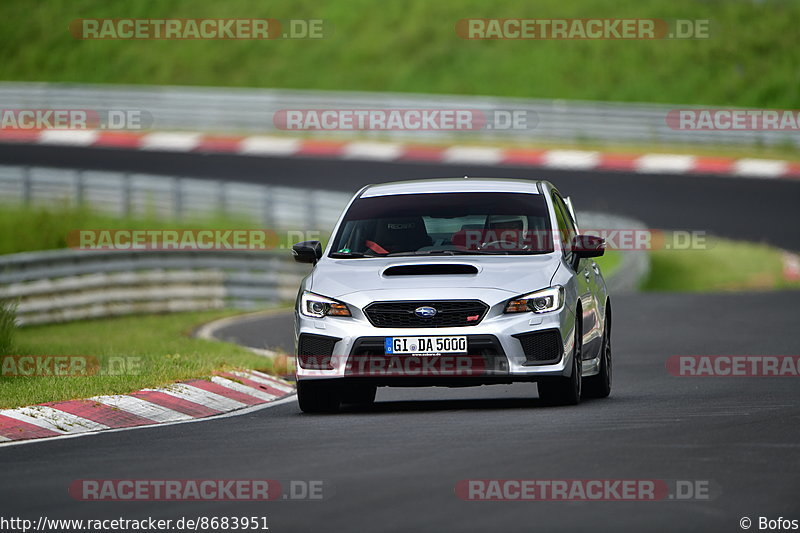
1 292 798 532
1 144 799 532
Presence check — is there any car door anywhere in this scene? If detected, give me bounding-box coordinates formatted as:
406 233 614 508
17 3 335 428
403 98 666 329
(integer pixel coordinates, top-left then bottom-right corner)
551 192 598 360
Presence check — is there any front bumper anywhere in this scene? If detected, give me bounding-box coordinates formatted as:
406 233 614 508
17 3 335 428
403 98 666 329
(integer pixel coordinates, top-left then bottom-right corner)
294 300 576 383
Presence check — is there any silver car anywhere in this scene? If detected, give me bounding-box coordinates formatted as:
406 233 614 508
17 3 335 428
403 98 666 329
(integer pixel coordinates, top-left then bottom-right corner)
292 178 612 412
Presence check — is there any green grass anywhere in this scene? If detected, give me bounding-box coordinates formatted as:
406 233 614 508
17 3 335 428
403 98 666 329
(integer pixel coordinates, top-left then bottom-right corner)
0 0 797 108
594 249 622 278
642 236 800 292
0 309 279 409
0 203 328 255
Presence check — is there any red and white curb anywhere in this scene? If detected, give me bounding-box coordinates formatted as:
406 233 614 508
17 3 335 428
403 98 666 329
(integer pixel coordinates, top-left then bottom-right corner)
783 252 800 282
0 370 294 445
1 129 799 179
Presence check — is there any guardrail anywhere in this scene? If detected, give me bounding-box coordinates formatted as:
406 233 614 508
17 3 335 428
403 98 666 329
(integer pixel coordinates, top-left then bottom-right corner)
0 82 795 147
0 248 307 325
0 165 351 230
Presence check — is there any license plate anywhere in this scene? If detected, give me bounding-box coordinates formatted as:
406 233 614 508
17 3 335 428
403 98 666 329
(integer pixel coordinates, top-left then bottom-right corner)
384 336 468 355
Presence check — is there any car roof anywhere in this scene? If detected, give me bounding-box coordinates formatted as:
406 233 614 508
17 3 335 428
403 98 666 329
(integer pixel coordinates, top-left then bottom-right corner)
360 177 545 198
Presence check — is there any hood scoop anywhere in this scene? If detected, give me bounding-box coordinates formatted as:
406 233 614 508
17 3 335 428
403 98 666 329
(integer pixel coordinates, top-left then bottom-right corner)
382 264 479 276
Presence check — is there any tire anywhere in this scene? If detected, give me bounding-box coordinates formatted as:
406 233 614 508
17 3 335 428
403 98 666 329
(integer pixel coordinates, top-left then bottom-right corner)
341 383 377 405
538 317 582 406
584 310 612 399
297 380 341 413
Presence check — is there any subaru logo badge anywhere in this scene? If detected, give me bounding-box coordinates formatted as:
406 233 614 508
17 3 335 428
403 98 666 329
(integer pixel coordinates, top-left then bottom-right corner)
415 306 437 318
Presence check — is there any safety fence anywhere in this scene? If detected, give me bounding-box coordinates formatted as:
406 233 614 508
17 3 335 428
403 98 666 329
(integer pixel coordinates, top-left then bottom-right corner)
0 82 794 147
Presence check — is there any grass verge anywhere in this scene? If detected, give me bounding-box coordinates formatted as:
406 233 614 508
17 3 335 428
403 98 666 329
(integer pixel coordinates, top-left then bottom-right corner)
0 309 279 409
1 0 797 108
642 236 800 292
0 203 259 255
0 203 329 255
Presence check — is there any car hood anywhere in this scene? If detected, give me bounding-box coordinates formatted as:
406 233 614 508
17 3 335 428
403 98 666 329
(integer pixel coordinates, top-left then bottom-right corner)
309 255 561 299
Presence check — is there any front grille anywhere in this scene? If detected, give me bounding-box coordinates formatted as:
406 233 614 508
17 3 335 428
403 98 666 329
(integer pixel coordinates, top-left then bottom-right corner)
364 300 489 328
513 329 563 365
297 333 341 369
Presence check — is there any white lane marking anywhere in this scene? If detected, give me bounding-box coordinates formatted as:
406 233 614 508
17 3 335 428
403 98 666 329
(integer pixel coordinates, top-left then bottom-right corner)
0 394 297 448
210 376 278 401
442 146 504 165
152 383 247 412
733 159 787 178
90 395 193 423
37 129 100 146
140 132 201 151
239 136 301 156
0 435 11 442
635 154 696 174
342 142 403 161
543 150 600 169
239 370 295 393
0 406 108 434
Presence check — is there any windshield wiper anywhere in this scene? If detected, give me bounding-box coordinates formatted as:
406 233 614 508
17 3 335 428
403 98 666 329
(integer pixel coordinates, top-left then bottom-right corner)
385 249 508 257
329 251 370 258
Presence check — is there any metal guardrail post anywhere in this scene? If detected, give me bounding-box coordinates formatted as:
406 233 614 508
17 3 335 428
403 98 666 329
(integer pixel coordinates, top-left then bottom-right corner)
261 185 275 230
75 170 85 207
306 189 318 231
217 180 227 217
22 166 31 205
173 177 183 221
122 173 132 217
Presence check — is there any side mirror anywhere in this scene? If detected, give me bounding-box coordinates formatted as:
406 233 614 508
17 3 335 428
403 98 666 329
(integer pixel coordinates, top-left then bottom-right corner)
292 241 322 264
571 235 605 258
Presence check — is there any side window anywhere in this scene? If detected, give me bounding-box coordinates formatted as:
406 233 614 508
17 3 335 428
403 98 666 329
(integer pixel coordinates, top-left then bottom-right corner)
551 192 576 262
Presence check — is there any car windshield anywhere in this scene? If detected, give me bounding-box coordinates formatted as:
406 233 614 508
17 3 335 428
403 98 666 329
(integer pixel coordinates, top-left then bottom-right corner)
329 191 554 257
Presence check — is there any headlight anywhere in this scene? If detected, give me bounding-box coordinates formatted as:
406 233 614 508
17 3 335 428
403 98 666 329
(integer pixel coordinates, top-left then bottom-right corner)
300 291 351 318
504 286 564 314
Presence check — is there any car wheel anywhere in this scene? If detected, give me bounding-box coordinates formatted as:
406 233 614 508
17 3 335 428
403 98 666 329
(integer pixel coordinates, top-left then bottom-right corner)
584 311 612 399
341 383 377 405
297 380 341 413
538 318 582 406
